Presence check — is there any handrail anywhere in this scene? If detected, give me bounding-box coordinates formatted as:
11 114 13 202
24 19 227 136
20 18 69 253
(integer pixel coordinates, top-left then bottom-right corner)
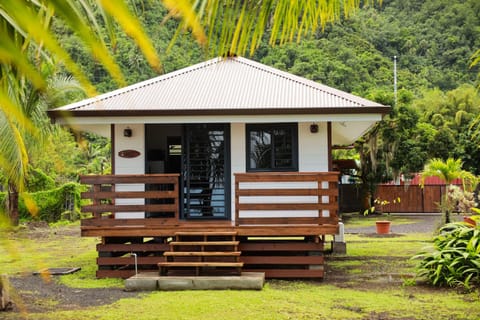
80 174 180 220
234 172 339 226
80 172 339 227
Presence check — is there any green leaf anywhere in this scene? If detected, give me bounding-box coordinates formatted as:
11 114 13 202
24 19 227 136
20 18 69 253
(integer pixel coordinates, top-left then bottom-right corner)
48 0 127 86
100 0 162 73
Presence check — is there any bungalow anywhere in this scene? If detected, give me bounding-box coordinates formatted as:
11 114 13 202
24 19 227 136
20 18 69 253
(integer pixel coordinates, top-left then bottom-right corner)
48 56 389 279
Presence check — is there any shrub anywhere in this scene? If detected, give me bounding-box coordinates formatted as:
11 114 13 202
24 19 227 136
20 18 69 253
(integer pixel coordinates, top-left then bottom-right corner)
0 183 83 222
25 167 56 192
413 222 480 290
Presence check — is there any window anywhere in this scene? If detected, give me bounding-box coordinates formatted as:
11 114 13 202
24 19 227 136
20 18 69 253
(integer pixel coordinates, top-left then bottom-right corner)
246 123 298 171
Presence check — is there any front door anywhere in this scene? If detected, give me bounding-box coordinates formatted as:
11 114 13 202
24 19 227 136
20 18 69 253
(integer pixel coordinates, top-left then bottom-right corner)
183 124 230 220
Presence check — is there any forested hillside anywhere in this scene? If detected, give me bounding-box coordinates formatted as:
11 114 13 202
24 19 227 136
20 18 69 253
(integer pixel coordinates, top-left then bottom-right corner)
256 0 479 98
37 0 480 188
64 0 479 95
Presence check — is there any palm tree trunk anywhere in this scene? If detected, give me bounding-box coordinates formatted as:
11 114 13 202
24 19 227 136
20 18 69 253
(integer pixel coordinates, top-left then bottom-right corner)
443 185 451 224
444 210 451 224
7 182 19 226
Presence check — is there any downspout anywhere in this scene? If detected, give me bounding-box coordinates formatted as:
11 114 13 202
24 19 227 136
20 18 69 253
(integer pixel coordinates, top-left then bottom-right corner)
131 253 138 276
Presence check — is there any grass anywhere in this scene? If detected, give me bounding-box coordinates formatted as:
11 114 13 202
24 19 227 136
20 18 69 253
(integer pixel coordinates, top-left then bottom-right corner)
1 219 480 320
0 223 123 289
9 282 480 320
345 233 434 257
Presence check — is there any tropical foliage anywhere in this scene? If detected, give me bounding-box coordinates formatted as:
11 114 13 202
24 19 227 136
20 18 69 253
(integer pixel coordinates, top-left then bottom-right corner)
420 158 477 224
0 182 82 222
414 222 480 290
420 158 477 189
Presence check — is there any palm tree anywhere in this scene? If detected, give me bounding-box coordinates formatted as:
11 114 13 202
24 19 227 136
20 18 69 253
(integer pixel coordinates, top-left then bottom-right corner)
0 68 84 225
420 158 477 224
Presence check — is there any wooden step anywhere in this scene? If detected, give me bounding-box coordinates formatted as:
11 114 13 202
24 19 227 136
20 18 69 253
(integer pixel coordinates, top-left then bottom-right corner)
174 231 237 236
169 241 239 246
164 251 241 257
158 262 244 268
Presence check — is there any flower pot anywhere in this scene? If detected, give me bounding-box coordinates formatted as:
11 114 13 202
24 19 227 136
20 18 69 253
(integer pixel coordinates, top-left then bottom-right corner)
463 216 476 226
376 220 391 234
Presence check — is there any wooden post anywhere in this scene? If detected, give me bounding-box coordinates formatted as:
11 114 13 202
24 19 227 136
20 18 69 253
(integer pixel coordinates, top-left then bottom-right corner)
234 177 240 226
92 184 101 219
317 174 323 225
327 122 332 172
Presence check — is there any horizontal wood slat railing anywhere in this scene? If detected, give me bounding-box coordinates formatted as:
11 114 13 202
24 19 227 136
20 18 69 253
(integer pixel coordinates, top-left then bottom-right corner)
234 172 339 226
80 174 180 220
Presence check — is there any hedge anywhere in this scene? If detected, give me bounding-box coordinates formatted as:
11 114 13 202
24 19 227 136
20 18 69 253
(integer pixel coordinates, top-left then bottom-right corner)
0 182 83 222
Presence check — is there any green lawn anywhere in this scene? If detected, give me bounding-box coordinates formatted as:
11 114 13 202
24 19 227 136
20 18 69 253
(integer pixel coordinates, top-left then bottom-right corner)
1 220 479 320
36 284 479 320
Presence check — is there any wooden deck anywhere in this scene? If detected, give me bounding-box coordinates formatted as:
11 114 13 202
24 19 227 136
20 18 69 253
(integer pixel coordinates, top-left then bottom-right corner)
81 219 338 237
80 172 339 279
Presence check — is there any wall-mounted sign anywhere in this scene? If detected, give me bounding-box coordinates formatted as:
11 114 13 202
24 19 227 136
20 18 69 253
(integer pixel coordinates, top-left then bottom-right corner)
118 149 141 158
168 144 182 156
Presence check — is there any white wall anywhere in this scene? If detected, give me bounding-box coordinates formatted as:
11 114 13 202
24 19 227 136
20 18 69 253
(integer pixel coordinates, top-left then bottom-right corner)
114 124 145 219
298 122 329 172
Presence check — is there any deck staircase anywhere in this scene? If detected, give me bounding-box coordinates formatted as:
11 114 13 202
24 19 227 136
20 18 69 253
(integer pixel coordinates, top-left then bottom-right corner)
158 231 243 276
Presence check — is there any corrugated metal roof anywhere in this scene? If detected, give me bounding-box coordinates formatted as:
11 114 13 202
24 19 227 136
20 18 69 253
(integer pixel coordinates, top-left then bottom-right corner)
51 56 386 115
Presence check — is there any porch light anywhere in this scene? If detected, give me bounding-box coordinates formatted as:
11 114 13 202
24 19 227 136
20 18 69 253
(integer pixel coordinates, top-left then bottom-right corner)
123 127 132 137
310 123 319 133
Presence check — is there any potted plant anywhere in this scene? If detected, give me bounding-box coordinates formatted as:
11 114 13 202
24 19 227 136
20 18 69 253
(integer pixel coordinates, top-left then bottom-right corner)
364 197 401 234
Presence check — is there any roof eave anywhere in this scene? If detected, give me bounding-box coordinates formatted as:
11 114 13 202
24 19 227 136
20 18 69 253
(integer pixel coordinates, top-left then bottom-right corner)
47 106 391 120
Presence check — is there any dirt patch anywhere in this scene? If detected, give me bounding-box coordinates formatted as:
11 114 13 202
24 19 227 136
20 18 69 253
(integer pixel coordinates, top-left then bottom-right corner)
8 275 141 314
13 222 80 240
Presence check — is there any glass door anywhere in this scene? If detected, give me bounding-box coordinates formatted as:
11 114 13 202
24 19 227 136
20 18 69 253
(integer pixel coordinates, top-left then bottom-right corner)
183 124 230 219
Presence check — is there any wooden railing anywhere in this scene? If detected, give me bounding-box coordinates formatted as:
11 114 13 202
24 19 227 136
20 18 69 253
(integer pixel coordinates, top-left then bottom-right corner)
234 172 339 226
81 174 180 220
81 172 338 228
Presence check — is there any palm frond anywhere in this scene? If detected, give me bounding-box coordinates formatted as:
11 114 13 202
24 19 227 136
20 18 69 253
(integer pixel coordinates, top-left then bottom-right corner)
1 0 98 95
46 0 127 87
165 0 377 56
0 105 29 191
99 0 162 73
420 158 477 190
0 20 46 89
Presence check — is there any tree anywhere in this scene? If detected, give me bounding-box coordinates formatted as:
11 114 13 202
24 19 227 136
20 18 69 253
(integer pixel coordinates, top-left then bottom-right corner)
0 68 84 225
420 158 477 224
355 124 390 211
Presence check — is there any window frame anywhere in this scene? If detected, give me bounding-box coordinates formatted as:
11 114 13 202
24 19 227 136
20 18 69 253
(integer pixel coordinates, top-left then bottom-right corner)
245 123 298 172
